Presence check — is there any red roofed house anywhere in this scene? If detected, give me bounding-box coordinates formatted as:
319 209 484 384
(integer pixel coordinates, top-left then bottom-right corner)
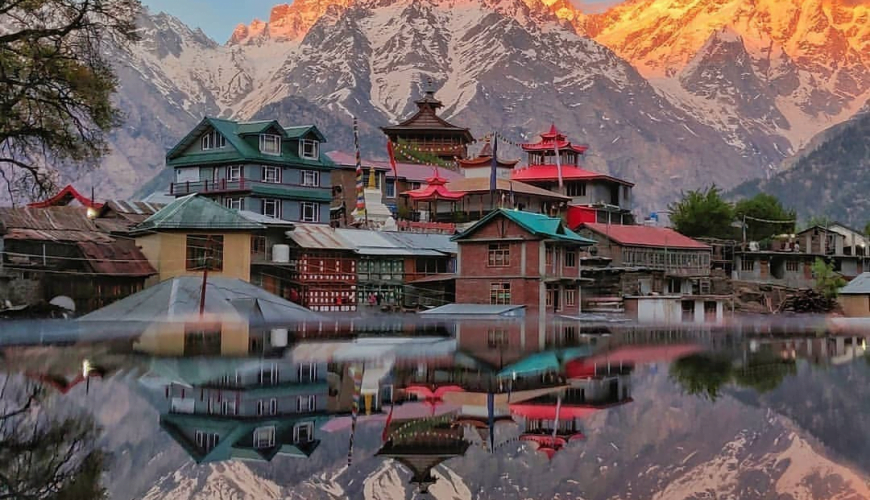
575 223 729 324
513 125 635 225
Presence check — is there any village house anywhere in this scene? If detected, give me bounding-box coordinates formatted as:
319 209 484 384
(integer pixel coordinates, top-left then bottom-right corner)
838 272 870 318
452 209 595 314
283 223 359 313
131 194 265 283
734 223 870 288
512 125 635 226
166 117 333 224
0 204 156 314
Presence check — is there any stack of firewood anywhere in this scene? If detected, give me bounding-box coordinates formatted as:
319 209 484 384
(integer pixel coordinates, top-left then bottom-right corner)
776 288 838 314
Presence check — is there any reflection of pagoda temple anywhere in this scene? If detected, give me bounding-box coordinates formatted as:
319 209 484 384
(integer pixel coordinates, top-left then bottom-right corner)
381 80 474 164
143 357 331 463
510 364 634 458
513 125 635 226
376 414 471 493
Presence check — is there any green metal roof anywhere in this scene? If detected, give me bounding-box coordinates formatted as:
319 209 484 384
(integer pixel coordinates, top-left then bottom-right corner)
166 117 332 169
133 194 266 232
452 209 596 244
251 184 333 202
160 413 328 464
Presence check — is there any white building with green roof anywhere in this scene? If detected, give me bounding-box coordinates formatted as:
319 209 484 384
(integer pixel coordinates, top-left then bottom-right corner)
166 117 334 224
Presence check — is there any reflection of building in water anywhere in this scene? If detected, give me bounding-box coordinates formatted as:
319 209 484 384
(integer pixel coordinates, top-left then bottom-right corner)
141 357 330 463
511 364 634 458
376 414 471 494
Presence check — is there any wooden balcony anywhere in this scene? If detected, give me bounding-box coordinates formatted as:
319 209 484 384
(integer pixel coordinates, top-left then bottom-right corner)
169 178 331 197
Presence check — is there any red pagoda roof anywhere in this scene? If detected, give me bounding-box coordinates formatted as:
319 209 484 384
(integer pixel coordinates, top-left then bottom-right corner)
580 223 710 250
511 165 634 186
521 124 588 154
459 140 520 169
403 175 467 201
520 434 585 459
28 185 103 209
510 399 633 420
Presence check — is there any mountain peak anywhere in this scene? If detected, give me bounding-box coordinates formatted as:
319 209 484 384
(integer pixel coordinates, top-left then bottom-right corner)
227 0 355 45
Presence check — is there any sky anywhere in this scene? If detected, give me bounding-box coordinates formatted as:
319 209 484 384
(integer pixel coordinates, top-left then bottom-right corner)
143 0 618 43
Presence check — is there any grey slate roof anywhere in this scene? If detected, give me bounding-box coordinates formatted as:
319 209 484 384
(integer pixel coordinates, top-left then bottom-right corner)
79 276 320 323
380 231 457 255
133 194 265 232
419 304 526 317
840 273 870 295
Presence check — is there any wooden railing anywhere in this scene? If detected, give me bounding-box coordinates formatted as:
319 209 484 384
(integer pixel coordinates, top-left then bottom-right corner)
169 178 330 196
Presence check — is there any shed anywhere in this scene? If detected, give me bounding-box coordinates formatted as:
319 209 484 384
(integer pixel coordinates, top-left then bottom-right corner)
839 272 870 318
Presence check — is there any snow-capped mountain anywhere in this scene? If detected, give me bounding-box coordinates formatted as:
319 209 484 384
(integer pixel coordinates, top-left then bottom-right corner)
80 0 870 214
583 0 870 155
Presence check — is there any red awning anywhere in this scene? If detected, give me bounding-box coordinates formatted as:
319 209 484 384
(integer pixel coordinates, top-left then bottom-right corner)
403 175 466 201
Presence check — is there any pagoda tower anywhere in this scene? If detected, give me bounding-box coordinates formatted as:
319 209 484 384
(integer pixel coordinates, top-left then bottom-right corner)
381 79 474 165
512 124 635 226
458 137 519 179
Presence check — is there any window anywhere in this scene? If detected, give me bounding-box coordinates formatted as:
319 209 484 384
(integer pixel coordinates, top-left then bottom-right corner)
299 139 319 160
263 166 281 183
224 197 243 211
259 363 279 385
257 398 278 416
293 422 314 443
740 259 755 272
546 247 553 267
566 182 586 197
262 199 281 219
487 329 508 348
490 282 511 305
488 244 510 267
296 395 316 412
301 170 320 187
297 363 317 382
186 235 224 272
565 287 577 306
385 179 396 198
260 134 281 155
565 251 577 268
254 426 276 449
410 182 421 190
226 165 242 182
251 235 267 255
221 400 237 416
183 324 221 356
195 431 219 452
301 202 320 222
786 260 800 272
699 279 711 295
201 130 226 150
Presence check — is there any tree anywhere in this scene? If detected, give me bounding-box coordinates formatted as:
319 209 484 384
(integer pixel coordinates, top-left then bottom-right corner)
669 353 734 402
811 258 846 300
0 375 107 499
864 221 870 237
731 351 796 394
0 0 142 203
669 186 736 239
734 193 796 242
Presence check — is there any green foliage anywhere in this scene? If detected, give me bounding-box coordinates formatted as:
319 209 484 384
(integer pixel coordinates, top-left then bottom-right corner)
811 258 847 300
396 204 412 220
734 193 796 241
731 351 797 394
864 221 870 237
0 0 142 203
669 186 736 239
669 353 734 402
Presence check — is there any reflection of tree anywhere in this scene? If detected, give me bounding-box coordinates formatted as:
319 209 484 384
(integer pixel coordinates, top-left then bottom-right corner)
0 375 107 499
732 352 797 394
669 354 734 402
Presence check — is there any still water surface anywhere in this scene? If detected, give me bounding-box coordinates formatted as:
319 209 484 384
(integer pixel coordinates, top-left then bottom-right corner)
2 316 869 499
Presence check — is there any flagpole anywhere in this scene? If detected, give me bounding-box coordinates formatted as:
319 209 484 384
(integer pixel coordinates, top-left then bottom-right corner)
490 133 498 212
353 117 367 226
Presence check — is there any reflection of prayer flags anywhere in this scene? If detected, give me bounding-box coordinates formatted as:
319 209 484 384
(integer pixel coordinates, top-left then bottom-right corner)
382 401 395 443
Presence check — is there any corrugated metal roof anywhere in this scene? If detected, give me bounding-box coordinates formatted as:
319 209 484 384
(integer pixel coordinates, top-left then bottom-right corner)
581 223 709 249
79 276 321 323
380 231 457 255
3 228 115 243
78 240 156 276
335 228 395 249
105 200 166 216
0 206 98 232
134 194 265 232
286 224 355 250
419 304 526 316
841 273 870 295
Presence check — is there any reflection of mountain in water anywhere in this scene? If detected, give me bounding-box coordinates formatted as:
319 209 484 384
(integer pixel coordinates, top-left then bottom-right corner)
4 323 870 499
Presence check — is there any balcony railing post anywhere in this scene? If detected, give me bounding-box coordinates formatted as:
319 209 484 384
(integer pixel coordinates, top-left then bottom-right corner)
186 180 190 193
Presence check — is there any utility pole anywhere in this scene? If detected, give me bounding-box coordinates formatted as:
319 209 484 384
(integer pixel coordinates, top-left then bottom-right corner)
199 236 211 317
